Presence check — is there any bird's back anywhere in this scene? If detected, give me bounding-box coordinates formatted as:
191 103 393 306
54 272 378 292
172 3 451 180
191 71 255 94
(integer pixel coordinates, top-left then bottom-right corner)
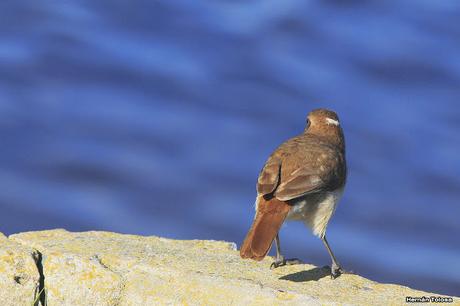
259 133 346 202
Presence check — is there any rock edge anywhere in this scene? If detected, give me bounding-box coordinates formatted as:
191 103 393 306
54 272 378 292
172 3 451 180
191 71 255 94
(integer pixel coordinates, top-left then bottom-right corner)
0 229 456 305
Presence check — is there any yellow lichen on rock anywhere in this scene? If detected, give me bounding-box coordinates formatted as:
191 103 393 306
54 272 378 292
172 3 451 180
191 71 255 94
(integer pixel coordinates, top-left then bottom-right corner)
0 233 40 306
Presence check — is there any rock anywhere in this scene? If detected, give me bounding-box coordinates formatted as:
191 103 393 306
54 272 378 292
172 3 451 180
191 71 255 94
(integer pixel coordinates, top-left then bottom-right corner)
3 229 458 305
0 232 41 306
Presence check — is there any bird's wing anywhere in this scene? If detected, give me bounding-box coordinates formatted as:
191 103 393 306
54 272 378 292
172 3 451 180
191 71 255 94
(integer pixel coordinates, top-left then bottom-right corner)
256 155 281 195
256 135 305 196
274 168 325 201
274 148 340 201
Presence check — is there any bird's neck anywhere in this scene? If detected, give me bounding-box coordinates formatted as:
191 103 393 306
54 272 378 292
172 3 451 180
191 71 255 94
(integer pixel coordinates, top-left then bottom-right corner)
305 127 345 154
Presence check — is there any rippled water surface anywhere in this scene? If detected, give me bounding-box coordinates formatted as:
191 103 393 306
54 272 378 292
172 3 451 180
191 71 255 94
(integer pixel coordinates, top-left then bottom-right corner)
0 1 459 296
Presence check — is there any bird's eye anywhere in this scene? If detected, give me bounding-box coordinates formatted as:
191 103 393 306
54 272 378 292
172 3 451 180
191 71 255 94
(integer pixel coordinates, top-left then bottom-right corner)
306 119 311 128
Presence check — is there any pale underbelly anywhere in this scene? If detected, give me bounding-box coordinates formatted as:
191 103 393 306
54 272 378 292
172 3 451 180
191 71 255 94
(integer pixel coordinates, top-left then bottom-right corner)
286 188 343 238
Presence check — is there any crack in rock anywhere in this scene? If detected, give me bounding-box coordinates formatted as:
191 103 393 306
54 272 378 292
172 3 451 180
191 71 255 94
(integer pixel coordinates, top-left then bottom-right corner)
32 250 46 306
90 254 126 306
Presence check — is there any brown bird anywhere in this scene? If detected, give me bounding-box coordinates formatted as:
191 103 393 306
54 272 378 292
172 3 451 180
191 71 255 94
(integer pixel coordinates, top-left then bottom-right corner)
240 108 347 278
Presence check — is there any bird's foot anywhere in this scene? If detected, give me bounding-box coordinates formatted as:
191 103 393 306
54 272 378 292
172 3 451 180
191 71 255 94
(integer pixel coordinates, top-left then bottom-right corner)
330 263 342 279
270 257 303 269
270 255 285 269
323 264 354 279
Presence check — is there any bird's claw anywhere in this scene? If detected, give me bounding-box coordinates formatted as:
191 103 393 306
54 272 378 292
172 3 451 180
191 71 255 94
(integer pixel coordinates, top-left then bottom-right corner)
270 259 285 269
270 257 302 269
270 255 285 269
324 264 354 279
330 266 342 279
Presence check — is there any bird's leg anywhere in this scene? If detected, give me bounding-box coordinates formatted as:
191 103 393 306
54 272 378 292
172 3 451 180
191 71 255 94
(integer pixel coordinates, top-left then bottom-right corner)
321 235 343 279
270 234 302 269
270 234 285 269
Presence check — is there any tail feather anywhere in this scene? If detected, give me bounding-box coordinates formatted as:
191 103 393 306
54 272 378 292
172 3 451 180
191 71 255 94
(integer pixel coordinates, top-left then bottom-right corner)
240 197 291 261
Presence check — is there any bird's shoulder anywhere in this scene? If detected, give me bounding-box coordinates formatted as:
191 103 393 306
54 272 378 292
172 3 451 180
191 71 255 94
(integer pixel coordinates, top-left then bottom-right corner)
257 134 345 200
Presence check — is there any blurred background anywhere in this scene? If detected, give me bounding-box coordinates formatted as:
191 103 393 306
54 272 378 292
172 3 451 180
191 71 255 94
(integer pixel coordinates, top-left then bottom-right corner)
0 0 459 296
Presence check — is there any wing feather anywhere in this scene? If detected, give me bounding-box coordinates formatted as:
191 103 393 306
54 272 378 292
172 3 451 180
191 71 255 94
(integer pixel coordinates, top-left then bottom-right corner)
274 146 341 201
275 169 325 201
256 156 281 195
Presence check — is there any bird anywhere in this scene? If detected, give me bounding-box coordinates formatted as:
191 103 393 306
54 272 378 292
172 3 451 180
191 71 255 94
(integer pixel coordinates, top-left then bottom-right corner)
240 108 347 279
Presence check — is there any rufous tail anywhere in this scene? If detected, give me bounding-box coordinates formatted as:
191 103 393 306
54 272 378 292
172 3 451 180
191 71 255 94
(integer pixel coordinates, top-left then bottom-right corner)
240 196 291 261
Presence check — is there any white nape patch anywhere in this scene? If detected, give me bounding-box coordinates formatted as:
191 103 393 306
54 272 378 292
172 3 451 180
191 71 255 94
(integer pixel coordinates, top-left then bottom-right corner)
325 117 340 126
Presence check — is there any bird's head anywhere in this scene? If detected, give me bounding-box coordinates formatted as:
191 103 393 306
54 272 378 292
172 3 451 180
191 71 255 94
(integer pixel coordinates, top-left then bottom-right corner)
305 108 345 151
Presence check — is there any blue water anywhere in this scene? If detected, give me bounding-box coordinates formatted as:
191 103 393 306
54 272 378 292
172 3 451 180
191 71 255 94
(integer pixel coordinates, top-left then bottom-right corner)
0 1 459 297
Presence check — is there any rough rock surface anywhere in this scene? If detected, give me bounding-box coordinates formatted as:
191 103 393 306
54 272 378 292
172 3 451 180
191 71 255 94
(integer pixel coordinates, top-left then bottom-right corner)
0 232 41 306
0 229 457 305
